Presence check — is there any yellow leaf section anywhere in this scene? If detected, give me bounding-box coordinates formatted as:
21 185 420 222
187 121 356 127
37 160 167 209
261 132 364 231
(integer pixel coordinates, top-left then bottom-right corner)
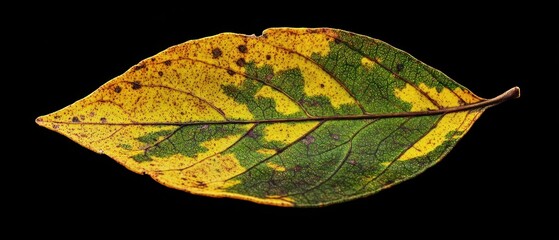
133 55 254 121
262 28 333 57
257 148 277 155
266 162 286 172
454 88 483 103
395 84 439 111
152 153 294 207
361 57 376 69
395 83 483 111
254 86 301 115
451 110 483 139
37 62 244 125
418 83 464 107
263 122 320 145
398 110 482 161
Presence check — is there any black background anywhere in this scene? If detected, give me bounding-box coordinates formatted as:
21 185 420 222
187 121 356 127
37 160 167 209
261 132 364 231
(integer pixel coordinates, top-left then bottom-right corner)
10 3 556 237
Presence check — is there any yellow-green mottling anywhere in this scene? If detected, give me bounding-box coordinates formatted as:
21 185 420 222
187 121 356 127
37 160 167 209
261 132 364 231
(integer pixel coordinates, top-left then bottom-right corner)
36 28 519 207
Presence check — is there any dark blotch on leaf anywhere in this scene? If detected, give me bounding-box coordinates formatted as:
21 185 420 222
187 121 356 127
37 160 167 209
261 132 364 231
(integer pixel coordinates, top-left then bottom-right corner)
158 71 164 77
334 38 341 44
227 69 235 76
236 58 246 67
114 86 122 93
266 55 271 60
396 63 404 72
212 48 222 59
132 81 142 90
247 129 257 138
72 117 80 123
164 60 172 66
320 83 325 88
100 117 107 123
237 45 248 53
133 64 146 71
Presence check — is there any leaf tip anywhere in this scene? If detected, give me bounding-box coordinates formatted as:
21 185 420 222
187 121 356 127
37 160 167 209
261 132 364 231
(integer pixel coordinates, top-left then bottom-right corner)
35 116 45 126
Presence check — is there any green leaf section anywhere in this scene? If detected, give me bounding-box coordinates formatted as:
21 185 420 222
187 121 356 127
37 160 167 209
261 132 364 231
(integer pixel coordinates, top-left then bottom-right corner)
131 125 247 162
227 116 442 206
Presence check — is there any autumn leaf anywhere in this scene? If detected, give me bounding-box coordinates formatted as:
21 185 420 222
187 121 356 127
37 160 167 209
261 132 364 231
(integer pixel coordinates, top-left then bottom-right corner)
36 28 519 207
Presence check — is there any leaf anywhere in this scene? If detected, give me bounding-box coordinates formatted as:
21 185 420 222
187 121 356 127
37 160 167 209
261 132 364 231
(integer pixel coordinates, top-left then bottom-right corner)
36 28 519 207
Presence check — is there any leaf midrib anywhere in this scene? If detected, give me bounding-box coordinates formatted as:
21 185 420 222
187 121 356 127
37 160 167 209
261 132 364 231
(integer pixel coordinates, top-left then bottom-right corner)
37 87 519 126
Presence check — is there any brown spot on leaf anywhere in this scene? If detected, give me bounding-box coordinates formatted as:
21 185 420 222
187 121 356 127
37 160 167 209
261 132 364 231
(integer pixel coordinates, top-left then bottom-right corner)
71 117 80 123
131 81 141 90
100 117 107 123
114 86 122 93
349 160 357 166
302 135 315 146
237 44 247 53
163 60 172 66
236 58 246 67
320 83 325 88
293 165 303 172
266 55 271 60
265 74 274 81
227 69 235 76
334 38 341 44
133 64 146 71
158 71 163 77
212 48 222 59
53 124 59 129
330 134 340 140
196 181 207 188
247 129 257 138
200 124 209 130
